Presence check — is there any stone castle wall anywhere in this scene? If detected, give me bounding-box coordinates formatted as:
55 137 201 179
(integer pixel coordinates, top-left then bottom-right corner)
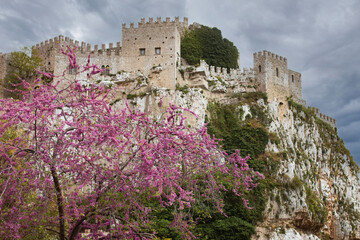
310 107 337 128
33 17 188 90
1 17 335 126
253 50 303 104
190 60 256 95
121 17 187 89
0 53 8 98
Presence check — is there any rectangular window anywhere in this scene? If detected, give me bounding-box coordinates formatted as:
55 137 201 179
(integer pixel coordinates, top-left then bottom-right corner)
140 48 145 55
155 47 161 55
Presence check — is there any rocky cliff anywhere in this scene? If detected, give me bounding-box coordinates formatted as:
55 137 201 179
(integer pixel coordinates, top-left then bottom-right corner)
253 99 360 240
113 86 360 240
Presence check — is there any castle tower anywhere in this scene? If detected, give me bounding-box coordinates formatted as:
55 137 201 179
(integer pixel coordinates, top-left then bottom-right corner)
0 53 8 98
288 69 303 102
253 50 289 104
121 17 188 90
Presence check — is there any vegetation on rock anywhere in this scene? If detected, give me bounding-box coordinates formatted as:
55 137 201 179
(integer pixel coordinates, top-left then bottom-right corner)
181 25 239 69
4 47 43 99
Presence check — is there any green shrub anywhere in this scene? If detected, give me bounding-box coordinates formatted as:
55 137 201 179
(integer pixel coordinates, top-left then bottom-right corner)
290 175 303 189
305 186 327 225
178 69 185 78
181 26 239 69
126 94 137 100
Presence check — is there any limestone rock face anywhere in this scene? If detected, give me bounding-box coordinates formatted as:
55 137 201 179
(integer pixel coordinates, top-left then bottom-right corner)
252 99 360 240
269 228 320 240
111 84 359 239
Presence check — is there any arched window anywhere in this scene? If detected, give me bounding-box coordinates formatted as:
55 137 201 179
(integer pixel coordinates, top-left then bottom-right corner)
101 65 106 75
258 65 261 72
105 65 110 75
276 68 279 77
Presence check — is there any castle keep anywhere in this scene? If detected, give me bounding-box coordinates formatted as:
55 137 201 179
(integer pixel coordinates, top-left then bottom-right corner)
0 17 336 128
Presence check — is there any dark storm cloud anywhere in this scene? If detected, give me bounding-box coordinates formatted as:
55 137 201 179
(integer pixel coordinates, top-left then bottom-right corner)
186 0 360 164
0 0 187 52
1 0 359 164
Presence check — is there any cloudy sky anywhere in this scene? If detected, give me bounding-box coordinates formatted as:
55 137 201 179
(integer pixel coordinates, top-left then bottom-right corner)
1 0 359 164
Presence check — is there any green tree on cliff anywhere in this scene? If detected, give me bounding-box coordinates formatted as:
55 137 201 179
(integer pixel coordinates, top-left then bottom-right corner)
4 47 42 98
181 25 239 69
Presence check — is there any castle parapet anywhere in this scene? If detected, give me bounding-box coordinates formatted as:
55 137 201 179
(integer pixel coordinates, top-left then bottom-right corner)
32 35 122 56
309 107 337 128
253 50 287 63
122 17 188 29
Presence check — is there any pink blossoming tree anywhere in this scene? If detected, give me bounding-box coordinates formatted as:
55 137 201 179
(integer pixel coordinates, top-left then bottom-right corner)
0 46 263 239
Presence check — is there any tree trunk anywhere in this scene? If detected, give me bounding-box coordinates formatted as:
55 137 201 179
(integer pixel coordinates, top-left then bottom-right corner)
51 167 65 240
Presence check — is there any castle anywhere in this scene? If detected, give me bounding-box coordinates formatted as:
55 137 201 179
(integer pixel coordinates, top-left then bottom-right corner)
0 17 336 128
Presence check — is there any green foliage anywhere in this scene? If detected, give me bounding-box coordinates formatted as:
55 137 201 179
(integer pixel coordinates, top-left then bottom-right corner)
181 26 239 69
151 207 182 240
176 84 190 94
242 92 268 103
338 197 360 228
178 69 185 78
4 47 43 99
269 132 280 146
288 98 314 122
320 232 331 240
191 171 266 240
305 186 327 225
290 175 303 189
207 102 268 159
206 101 271 179
195 216 255 240
203 101 270 239
126 93 137 100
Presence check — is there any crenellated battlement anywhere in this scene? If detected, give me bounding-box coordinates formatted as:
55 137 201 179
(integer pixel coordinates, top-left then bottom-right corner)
198 60 254 77
122 16 188 30
310 107 337 128
0 17 337 127
32 35 122 56
253 50 287 63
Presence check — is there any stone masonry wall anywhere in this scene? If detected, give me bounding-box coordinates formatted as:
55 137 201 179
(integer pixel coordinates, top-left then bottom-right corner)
310 107 337 128
2 17 335 126
121 17 188 90
254 50 304 106
254 50 289 104
0 53 8 98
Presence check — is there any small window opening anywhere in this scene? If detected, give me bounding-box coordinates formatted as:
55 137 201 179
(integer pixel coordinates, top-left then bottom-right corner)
105 65 110 75
276 68 279 77
140 48 145 55
291 75 294 82
101 65 106 75
259 65 261 72
155 47 161 55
